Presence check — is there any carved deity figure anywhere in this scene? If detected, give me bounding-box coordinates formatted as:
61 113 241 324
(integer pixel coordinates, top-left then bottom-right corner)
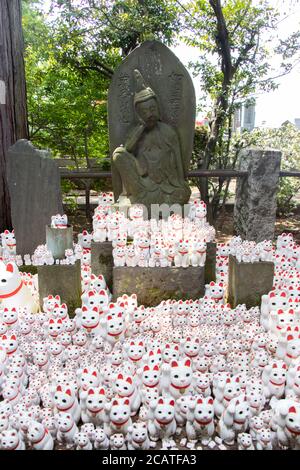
112 69 191 208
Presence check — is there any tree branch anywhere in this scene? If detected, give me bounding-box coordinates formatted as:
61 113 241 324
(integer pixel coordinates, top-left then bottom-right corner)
209 0 233 81
257 58 300 84
233 31 257 71
69 60 113 79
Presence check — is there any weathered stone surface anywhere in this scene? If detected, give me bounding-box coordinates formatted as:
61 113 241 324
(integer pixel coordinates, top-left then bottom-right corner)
108 41 195 209
205 242 216 283
91 241 113 290
37 260 81 316
6 140 63 255
113 266 204 307
234 148 281 242
46 225 73 260
228 255 274 308
19 265 38 275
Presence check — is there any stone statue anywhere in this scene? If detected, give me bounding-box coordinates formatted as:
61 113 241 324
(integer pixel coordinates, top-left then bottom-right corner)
108 41 195 210
112 69 191 208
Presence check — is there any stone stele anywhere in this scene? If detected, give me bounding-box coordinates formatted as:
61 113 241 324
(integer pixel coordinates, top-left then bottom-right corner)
6 139 63 256
108 40 195 211
234 147 282 242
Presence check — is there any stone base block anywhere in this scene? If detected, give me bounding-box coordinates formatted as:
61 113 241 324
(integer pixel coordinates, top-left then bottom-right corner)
113 266 205 307
205 242 216 284
91 241 113 290
37 260 81 316
19 265 38 275
228 255 274 308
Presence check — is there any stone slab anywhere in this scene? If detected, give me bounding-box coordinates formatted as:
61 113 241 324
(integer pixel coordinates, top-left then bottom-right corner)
234 148 281 242
91 241 113 290
37 260 81 316
205 242 216 284
46 225 73 260
108 40 195 203
6 139 63 256
113 266 204 307
228 254 274 308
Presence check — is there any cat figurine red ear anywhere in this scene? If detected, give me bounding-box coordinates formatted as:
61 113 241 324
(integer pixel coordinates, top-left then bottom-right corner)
78 230 93 251
219 397 250 445
0 261 37 312
161 359 193 400
174 239 190 268
204 280 225 304
127 422 150 450
1 229 16 256
186 396 215 443
262 360 287 400
56 412 78 448
51 214 68 229
27 421 54 450
99 310 126 354
105 397 132 436
272 400 300 448
113 373 141 416
147 396 176 442
93 214 108 243
53 385 81 424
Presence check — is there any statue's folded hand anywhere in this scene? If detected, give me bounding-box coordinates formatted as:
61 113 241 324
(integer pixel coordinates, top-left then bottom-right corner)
112 145 127 161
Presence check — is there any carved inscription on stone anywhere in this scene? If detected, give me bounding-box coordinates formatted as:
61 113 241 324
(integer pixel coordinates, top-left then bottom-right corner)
168 72 183 125
117 74 131 123
141 49 163 77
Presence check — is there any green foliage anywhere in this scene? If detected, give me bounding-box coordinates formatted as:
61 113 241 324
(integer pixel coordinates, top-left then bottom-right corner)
191 124 209 168
23 0 110 167
22 0 182 170
63 195 78 215
49 0 182 67
22 0 300 220
179 0 300 219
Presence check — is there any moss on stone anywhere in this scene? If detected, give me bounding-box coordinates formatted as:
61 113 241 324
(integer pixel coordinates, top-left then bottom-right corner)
98 254 113 264
19 265 38 275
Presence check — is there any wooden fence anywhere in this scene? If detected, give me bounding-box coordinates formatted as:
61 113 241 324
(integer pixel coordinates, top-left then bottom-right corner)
59 168 300 219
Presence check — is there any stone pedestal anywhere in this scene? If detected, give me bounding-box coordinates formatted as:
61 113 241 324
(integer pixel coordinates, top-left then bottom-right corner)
91 241 113 290
205 242 216 284
234 148 282 242
37 260 81 316
113 266 204 306
46 225 73 260
228 255 274 308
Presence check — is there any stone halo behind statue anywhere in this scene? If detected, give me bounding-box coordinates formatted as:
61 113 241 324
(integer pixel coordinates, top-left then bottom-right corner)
108 40 196 216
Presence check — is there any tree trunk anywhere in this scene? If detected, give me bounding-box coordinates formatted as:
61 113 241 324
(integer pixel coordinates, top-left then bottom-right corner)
0 0 28 232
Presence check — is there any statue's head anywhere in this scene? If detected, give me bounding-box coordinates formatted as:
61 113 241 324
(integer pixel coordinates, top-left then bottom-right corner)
136 98 159 129
133 69 160 129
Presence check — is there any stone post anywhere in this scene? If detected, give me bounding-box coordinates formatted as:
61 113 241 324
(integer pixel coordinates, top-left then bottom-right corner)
205 242 216 284
234 148 282 242
91 241 113 290
228 255 274 308
38 260 81 316
46 225 73 260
